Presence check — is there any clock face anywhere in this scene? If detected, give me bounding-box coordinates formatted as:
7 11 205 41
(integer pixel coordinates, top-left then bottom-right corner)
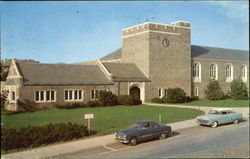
162 38 169 48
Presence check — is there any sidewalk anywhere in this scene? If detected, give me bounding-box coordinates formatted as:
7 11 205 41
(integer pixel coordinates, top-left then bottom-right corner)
145 103 249 118
1 104 249 159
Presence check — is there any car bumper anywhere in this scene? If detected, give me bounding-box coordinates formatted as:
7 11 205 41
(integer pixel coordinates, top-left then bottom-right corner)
115 138 129 144
197 120 211 126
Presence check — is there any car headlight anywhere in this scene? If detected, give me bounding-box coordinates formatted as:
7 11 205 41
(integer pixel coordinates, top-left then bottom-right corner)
123 134 127 139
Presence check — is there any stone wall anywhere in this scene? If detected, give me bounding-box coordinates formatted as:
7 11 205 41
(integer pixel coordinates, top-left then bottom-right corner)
192 58 249 98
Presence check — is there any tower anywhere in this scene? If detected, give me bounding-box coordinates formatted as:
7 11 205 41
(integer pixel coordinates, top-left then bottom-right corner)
122 21 191 101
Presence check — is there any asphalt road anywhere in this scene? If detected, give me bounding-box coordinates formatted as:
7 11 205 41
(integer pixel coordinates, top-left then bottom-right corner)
55 119 249 158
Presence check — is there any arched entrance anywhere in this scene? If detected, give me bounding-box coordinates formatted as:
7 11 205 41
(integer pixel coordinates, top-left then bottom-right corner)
129 87 140 100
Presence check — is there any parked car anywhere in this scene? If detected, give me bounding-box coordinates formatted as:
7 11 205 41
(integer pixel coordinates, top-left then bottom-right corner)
196 108 243 128
115 120 171 146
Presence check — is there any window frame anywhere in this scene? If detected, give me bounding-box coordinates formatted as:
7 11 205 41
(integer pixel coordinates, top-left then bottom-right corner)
209 63 218 80
34 90 56 103
225 64 233 82
240 65 247 82
64 89 84 102
192 62 201 82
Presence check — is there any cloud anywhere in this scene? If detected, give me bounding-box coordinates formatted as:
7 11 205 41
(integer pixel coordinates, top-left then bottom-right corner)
208 1 249 23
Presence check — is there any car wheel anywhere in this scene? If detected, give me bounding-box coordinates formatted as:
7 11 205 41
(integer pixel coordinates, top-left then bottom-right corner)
130 137 137 146
233 119 239 124
211 121 218 128
159 133 167 140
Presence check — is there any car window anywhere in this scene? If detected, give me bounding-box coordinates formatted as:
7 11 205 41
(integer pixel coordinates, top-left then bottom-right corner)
227 110 232 114
222 111 227 115
150 123 158 128
143 123 150 129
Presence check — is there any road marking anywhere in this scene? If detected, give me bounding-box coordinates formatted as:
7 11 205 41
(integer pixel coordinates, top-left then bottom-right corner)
103 144 118 152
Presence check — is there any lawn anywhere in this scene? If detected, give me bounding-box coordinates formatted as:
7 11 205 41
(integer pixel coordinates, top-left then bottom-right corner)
1 105 204 135
180 99 249 107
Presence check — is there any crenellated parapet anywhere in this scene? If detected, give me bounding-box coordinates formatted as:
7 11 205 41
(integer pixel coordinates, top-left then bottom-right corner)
122 21 190 37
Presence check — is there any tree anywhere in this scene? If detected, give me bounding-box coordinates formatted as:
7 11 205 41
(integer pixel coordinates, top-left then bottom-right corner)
205 78 224 100
1 90 9 109
230 78 248 100
98 90 118 106
165 88 186 103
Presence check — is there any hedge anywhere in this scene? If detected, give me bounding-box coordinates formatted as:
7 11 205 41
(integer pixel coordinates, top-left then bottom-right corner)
56 102 86 109
1 122 95 151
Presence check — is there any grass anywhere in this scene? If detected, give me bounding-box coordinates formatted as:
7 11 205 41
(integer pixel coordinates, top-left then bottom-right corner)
1 105 204 136
180 99 249 107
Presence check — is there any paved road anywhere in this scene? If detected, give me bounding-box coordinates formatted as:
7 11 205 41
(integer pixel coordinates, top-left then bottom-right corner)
55 120 249 159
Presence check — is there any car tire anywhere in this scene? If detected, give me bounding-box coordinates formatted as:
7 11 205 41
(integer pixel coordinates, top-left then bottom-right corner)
211 121 218 128
233 119 239 124
159 133 167 140
129 137 137 146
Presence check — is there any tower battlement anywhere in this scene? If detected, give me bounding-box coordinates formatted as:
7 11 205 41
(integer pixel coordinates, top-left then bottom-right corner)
122 21 190 36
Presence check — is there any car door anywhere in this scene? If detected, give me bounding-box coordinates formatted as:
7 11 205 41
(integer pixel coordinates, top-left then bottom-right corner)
220 111 230 124
140 123 153 140
149 122 161 139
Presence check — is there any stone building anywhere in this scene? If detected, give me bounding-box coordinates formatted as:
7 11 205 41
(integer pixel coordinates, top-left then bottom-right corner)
3 21 249 111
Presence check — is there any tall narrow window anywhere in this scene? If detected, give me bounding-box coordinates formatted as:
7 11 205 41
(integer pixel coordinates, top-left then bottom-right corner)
195 87 199 96
40 91 44 101
35 91 39 101
240 65 247 82
11 92 16 101
158 89 162 98
46 91 50 101
192 63 201 82
226 64 233 82
209 64 217 80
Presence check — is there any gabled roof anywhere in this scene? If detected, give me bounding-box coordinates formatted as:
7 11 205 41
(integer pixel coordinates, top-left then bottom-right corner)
100 48 122 60
103 62 150 82
191 45 249 61
100 46 249 62
16 62 112 85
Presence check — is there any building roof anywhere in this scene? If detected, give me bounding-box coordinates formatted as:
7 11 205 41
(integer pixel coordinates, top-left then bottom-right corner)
100 45 249 62
100 48 122 60
191 45 249 61
16 62 112 85
103 62 150 82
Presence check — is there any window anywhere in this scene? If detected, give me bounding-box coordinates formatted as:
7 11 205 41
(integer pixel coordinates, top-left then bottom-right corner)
226 64 233 82
195 87 199 96
158 89 162 98
65 90 83 101
35 90 56 102
11 91 16 101
192 63 201 82
164 89 168 96
209 64 217 80
240 65 247 82
91 90 100 100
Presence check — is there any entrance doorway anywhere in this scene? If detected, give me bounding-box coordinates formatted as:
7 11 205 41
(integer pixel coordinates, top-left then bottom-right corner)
129 87 140 100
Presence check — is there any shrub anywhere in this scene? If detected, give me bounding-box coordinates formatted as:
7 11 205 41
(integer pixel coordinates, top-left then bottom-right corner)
184 96 199 103
165 88 186 103
230 78 249 100
0 90 9 109
86 100 100 107
117 95 141 105
1 122 96 151
98 90 118 106
17 99 40 112
56 102 86 109
151 97 167 104
205 79 224 100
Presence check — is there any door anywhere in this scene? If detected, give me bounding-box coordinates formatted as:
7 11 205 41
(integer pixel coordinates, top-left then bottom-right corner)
129 87 140 100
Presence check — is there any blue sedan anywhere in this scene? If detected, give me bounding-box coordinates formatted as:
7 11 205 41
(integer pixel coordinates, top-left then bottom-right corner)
115 120 172 146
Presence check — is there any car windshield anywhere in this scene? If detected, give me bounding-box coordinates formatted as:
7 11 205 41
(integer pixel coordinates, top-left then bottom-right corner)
131 123 142 128
209 110 221 114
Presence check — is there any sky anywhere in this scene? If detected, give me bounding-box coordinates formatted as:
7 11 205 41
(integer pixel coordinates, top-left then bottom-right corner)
0 1 249 63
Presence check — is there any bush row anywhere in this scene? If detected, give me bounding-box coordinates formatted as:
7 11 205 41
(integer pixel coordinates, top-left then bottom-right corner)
56 91 142 109
151 88 199 104
1 122 95 151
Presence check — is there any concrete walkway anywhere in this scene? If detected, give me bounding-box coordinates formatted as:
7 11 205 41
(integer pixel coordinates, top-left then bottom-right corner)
145 103 249 118
1 104 249 159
